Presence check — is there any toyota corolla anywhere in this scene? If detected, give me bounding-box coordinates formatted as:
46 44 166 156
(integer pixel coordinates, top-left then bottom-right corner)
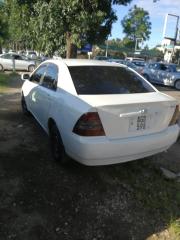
21 59 180 166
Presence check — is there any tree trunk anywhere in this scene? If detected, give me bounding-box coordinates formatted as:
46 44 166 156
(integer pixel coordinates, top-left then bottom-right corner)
66 32 77 58
0 45 2 54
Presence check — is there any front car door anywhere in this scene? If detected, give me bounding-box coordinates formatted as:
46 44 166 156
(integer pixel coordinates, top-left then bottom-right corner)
36 63 59 130
25 64 47 117
157 63 168 84
148 63 159 82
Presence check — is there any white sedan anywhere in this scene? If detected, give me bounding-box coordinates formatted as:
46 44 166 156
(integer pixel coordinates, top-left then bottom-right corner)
0 53 35 72
21 59 180 166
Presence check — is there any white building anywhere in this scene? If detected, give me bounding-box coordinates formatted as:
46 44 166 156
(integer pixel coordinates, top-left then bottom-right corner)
157 38 180 63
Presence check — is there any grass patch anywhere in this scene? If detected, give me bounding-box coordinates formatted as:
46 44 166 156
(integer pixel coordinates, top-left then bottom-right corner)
130 162 180 238
0 72 18 93
168 219 180 239
110 159 180 238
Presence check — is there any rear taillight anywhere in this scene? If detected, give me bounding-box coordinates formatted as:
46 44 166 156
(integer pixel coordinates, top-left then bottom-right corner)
73 112 105 136
169 105 180 126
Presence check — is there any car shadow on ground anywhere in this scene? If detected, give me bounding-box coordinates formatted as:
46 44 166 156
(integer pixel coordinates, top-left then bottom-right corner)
154 84 177 92
0 80 180 240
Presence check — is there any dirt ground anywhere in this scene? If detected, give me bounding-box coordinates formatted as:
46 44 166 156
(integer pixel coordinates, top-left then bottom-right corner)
0 75 180 240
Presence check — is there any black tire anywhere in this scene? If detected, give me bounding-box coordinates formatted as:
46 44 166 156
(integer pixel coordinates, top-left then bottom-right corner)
143 74 150 81
21 94 30 116
28 65 35 72
0 64 4 72
49 124 70 165
175 80 180 90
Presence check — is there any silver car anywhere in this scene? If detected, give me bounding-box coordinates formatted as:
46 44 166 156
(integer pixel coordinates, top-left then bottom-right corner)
0 53 35 72
143 62 180 90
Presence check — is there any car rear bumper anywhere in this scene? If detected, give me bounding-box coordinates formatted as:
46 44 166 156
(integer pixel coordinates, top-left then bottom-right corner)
66 125 179 166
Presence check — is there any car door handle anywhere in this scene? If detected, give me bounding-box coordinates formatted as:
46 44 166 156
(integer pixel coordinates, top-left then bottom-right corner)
120 109 146 118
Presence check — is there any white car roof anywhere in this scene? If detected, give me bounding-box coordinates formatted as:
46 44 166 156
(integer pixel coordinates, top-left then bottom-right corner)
46 59 126 68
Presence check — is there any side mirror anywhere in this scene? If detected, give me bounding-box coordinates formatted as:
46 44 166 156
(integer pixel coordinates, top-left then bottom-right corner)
21 73 30 81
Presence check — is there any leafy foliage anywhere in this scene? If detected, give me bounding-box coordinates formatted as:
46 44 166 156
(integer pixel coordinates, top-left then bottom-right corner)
1 0 134 57
121 5 151 47
0 2 9 53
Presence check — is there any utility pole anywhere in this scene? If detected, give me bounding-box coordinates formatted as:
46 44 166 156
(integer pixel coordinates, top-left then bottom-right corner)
105 40 109 58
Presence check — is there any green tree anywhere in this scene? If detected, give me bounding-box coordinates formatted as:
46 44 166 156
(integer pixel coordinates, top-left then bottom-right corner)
32 0 134 57
2 0 133 57
1 0 32 51
16 0 133 57
121 5 151 48
0 1 8 53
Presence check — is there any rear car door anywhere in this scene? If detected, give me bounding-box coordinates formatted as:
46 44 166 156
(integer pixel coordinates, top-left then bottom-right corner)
13 54 27 70
36 63 58 129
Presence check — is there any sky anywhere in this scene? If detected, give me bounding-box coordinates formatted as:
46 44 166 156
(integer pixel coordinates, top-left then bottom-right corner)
111 0 180 48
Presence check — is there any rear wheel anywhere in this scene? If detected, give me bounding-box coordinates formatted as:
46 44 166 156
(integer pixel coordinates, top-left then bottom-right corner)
0 64 4 72
21 94 30 115
175 80 180 90
28 65 35 72
49 124 70 165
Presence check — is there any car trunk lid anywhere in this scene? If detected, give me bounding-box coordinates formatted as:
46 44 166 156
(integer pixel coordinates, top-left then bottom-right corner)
79 92 177 139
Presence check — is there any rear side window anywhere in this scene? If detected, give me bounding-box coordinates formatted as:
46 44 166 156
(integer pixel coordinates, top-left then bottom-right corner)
69 66 155 95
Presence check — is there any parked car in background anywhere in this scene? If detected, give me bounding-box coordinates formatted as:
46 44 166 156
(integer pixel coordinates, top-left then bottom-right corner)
107 58 125 64
25 50 37 60
8 49 16 54
94 56 109 61
18 50 26 55
0 53 35 72
2 48 8 54
143 62 180 90
107 58 142 74
126 57 145 62
131 60 146 72
21 59 179 166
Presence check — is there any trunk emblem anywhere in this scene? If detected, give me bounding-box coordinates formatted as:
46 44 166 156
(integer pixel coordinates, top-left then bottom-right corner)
141 109 148 114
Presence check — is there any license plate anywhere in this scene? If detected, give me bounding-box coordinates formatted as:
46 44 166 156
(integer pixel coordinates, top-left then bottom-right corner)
137 115 146 130
129 115 147 131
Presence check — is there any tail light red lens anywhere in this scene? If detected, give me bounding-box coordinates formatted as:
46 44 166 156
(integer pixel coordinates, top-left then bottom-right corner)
73 112 105 136
169 105 180 126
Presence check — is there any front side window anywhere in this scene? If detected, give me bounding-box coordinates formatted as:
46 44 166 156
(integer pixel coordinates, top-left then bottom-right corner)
159 64 167 71
41 64 58 90
13 55 23 60
69 66 155 95
30 65 47 83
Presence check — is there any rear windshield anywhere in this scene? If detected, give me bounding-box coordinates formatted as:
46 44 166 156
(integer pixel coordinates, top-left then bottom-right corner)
68 66 155 95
